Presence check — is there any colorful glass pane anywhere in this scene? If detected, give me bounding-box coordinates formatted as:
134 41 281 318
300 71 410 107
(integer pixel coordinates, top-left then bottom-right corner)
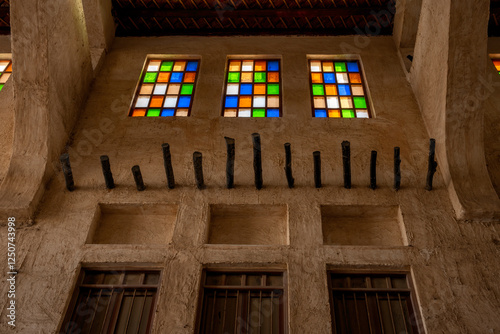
222 59 282 117
309 59 370 118
130 58 199 117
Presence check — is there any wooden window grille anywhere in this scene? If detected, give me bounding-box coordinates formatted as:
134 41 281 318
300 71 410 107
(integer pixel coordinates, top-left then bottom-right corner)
198 269 287 334
60 268 161 334
328 271 421 334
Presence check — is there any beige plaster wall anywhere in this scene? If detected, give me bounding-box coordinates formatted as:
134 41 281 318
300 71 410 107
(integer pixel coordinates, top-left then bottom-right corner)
0 36 499 334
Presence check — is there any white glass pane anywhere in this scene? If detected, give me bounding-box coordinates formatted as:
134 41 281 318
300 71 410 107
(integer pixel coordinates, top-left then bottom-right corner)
163 96 178 108
153 84 167 95
147 60 161 72
238 109 251 117
226 84 239 95
336 73 349 83
327 96 340 109
242 60 254 71
253 96 266 108
310 60 321 72
356 110 370 118
135 96 150 108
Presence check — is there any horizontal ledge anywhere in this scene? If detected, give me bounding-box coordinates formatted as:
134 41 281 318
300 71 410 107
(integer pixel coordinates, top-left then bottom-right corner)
114 7 390 19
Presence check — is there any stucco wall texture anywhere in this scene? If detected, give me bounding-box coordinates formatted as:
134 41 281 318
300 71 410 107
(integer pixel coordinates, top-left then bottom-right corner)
0 36 499 333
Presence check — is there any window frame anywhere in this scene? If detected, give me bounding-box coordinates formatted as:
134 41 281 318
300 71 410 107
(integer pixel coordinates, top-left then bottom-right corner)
307 57 372 118
59 265 162 334
196 267 289 334
327 268 423 334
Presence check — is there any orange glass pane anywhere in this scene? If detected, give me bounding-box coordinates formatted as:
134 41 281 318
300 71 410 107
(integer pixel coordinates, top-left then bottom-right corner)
349 73 362 83
158 72 171 82
323 62 334 72
254 84 266 94
311 73 323 83
184 72 196 83
268 72 279 82
255 61 266 71
132 109 146 117
325 84 338 95
229 61 241 72
150 96 164 108
241 73 253 82
5 63 12 72
328 110 341 118
239 96 252 108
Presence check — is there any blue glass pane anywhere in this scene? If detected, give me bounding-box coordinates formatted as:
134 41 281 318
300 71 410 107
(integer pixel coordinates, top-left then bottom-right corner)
240 84 253 95
186 61 198 71
267 109 280 117
323 73 336 83
315 109 327 117
267 61 279 71
225 96 238 108
347 62 359 72
170 72 184 82
338 85 351 96
178 96 191 108
161 109 175 117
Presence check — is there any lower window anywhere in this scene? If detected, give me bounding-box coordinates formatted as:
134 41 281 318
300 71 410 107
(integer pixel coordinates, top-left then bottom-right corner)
198 269 287 334
60 268 161 334
328 271 421 334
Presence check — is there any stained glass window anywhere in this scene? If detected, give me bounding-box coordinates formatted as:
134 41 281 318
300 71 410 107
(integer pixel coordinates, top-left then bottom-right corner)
493 59 500 74
309 59 370 118
0 59 12 91
130 59 199 117
222 59 282 117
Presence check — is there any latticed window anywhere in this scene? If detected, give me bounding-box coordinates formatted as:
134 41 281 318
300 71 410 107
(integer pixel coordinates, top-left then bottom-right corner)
198 269 287 333
492 59 500 74
328 271 421 334
130 58 200 117
222 59 282 117
0 59 12 91
309 59 370 118
60 268 161 334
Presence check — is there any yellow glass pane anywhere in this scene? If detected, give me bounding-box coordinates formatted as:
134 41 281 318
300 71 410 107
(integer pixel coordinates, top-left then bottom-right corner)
340 97 353 108
322 61 334 72
351 85 364 96
0 73 11 83
224 109 237 117
241 73 253 82
229 60 241 71
139 84 154 95
240 96 252 108
328 110 341 118
150 96 164 108
349 73 361 84
132 109 146 117
157 72 171 83
268 72 279 82
255 61 266 71
176 109 189 116
311 73 323 83
167 84 181 95
254 84 266 94
314 97 326 108
267 96 279 108
325 84 338 95
173 61 186 71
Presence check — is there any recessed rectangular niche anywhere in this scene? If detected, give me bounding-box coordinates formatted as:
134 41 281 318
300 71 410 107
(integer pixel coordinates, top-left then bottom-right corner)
208 205 288 245
87 203 178 245
321 205 407 246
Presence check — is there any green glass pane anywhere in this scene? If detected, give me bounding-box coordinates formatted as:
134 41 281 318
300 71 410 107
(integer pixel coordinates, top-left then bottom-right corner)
342 109 355 118
254 72 266 83
267 84 280 95
0 84 4 91
253 109 266 117
353 97 367 109
147 109 161 117
312 84 325 96
160 61 173 71
144 73 158 83
335 62 347 72
181 84 194 95
228 72 240 83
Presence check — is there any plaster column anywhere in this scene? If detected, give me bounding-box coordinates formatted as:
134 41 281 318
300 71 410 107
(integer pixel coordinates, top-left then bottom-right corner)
0 0 93 221
410 0 500 220
393 0 422 49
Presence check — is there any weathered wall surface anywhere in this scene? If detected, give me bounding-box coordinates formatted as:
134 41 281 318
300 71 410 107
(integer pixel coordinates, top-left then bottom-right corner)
0 36 13 187
0 36 499 333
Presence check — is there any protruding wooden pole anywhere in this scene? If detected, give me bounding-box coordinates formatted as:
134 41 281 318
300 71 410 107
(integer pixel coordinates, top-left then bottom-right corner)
425 139 438 191
342 141 351 189
225 137 235 189
193 152 204 190
394 147 401 190
132 165 145 191
284 143 294 188
252 133 263 190
162 143 175 189
370 150 377 190
59 153 75 191
100 155 115 189
313 151 321 188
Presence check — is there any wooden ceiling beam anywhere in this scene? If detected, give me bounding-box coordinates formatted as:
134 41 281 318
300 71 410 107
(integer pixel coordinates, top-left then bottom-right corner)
113 7 389 19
